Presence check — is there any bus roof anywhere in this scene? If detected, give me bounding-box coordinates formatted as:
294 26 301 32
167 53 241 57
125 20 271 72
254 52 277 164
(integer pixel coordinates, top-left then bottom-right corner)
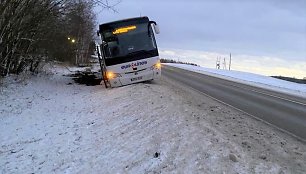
99 16 149 32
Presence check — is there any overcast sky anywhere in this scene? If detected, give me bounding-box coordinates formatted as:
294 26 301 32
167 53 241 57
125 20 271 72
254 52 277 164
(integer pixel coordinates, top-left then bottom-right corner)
96 0 306 78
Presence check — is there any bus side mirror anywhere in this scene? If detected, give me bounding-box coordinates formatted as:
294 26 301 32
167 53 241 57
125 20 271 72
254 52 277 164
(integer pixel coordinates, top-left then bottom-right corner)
97 30 100 36
153 24 160 34
149 21 160 35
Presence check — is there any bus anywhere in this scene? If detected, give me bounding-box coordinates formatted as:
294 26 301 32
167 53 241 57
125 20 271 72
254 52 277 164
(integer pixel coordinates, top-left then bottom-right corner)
97 16 161 88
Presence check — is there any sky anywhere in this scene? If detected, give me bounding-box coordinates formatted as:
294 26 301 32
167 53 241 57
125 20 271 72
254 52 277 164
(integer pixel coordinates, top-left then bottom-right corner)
96 0 306 78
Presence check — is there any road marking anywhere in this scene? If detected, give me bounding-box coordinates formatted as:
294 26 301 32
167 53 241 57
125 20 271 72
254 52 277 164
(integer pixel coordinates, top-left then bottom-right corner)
228 83 306 106
163 67 306 142
163 66 306 106
174 79 306 143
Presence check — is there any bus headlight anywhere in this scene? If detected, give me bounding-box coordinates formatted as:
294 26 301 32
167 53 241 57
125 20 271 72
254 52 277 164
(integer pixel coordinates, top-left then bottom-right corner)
153 61 161 69
106 71 121 79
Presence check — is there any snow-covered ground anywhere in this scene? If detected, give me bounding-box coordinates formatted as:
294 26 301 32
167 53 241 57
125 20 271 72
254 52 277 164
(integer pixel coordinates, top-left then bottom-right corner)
164 63 306 98
1 64 306 173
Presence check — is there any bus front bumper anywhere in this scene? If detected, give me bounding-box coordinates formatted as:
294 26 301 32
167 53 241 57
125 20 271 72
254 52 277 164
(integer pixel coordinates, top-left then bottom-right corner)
109 69 161 87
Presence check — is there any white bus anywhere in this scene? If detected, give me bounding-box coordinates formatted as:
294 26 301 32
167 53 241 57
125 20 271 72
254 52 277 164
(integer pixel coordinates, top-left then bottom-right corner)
97 17 161 88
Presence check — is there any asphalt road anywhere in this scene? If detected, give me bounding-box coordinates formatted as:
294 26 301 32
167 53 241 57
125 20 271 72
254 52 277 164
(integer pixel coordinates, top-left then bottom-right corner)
162 65 306 141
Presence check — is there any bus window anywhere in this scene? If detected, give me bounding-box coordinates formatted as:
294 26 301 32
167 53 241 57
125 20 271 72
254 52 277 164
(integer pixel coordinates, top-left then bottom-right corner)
107 41 120 57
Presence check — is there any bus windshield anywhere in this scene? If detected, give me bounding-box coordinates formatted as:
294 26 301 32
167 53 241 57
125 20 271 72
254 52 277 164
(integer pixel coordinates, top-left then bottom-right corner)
102 23 157 59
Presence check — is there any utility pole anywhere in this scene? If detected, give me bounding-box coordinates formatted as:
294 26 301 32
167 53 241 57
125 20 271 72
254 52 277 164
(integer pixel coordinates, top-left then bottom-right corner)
229 53 232 70
216 57 220 69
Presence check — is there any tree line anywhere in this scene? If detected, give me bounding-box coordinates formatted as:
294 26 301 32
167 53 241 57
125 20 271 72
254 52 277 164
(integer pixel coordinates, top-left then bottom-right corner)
160 58 199 67
0 0 118 76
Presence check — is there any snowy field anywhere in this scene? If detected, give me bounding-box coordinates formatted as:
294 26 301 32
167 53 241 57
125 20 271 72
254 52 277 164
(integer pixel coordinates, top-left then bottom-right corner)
164 63 306 98
1 64 306 173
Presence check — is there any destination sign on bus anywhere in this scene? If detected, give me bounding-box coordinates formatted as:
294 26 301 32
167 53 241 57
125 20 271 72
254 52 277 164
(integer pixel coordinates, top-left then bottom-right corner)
113 25 137 35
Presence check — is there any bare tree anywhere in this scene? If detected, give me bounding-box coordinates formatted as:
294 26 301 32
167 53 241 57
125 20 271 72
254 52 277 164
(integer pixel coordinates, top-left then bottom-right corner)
0 0 119 76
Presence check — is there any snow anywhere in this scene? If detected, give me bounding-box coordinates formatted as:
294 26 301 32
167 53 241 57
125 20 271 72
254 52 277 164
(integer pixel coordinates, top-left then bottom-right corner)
164 63 306 98
1 64 306 173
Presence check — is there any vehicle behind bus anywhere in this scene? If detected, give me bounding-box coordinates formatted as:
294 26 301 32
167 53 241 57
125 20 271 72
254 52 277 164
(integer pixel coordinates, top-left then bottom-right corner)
97 17 161 88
